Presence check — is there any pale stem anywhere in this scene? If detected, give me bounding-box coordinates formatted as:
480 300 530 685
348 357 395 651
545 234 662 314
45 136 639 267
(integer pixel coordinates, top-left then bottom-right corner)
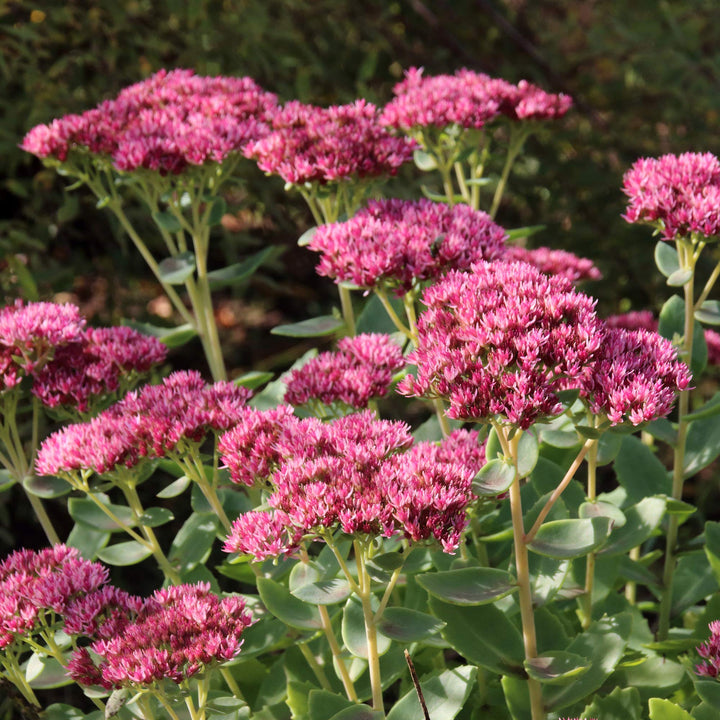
580 437 600 630
489 127 530 219
625 546 640 604
184 692 202 720
220 667 244 700
470 144 490 210
354 540 384 714
438 161 457 206
80 488 152 547
339 285 357 336
694 256 720 310
23 487 61 545
318 604 358 701
373 289 413 339
524 438 595 543
155 692 183 720
453 162 471 204
299 641 332 691
658 237 696 640
2 653 40 706
119 477 181 584
138 691 157 720
495 426 543 720
181 447 232 532
375 564 404 620
432 398 452 439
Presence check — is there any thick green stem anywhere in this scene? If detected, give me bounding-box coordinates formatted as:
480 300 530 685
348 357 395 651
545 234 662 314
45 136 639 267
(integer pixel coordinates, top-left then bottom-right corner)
355 541 384 714
489 128 529 219
374 289 413 339
524 439 594 543
220 667 245 700
120 479 181 584
23 486 61 545
318 604 358 701
498 428 543 720
299 641 332 691
580 438 600 629
433 399 451 438
2 653 40 707
339 285 357 336
658 240 696 639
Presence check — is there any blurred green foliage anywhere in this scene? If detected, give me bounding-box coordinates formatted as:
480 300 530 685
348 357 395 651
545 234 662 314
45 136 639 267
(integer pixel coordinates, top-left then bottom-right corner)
1 0 720 313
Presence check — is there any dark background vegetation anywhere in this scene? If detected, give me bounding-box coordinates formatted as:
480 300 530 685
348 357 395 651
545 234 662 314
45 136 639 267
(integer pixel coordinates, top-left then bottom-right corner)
1 0 720 579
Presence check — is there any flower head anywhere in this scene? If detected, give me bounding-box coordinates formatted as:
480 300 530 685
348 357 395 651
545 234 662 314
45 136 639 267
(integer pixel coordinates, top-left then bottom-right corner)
284 333 405 410
696 620 720 678
380 67 572 132
583 326 691 425
36 371 251 477
399 260 602 429
622 152 720 240
502 246 601 283
244 99 415 185
224 411 481 558
31 326 167 412
0 301 85 383
0 545 108 649
68 583 252 689
22 69 278 174
309 198 507 294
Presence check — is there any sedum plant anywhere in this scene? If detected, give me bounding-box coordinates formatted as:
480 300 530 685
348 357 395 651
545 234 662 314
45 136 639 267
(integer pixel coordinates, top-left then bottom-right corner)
4 66 720 720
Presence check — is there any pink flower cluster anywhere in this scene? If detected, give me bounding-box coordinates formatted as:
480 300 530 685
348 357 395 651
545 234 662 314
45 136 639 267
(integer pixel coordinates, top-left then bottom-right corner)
32 326 167 412
284 333 405 410
622 152 720 240
0 545 108 649
0 301 86 388
222 411 486 558
583 327 691 425
399 261 603 429
22 69 278 175
0 301 166 411
35 370 251 477
309 198 507 293
68 582 252 689
502 246 602 283
607 310 720 367
244 99 416 185
697 620 720 678
380 67 572 131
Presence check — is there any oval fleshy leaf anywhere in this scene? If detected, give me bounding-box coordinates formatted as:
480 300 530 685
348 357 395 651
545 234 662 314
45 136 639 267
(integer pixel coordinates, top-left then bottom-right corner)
271 315 344 337
527 517 612 559
257 577 323 631
97 541 153 566
416 567 517 606
524 651 591 685
291 578 352 606
376 607 445 642
342 596 391 658
654 240 679 278
157 251 196 285
579 501 626 528
23 474 70 499
472 459 516 496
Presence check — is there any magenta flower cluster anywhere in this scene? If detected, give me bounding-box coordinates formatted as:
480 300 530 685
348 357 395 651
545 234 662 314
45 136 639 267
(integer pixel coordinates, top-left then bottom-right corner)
284 333 404 410
399 261 603 429
68 582 252 689
22 69 278 175
380 67 572 132
35 370 251 476
0 301 166 410
309 198 507 293
696 620 720 678
583 327 691 425
622 152 720 240
244 99 416 185
502 246 602 283
222 411 486 558
0 545 108 649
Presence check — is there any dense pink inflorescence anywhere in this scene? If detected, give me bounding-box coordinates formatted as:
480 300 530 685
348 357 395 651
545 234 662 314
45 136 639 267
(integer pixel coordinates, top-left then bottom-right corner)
399 261 603 429
32 326 167 411
380 67 572 131
284 333 405 409
22 69 278 174
583 326 691 425
0 301 86 385
223 412 486 559
502 246 602 283
696 620 720 678
67 582 252 689
35 370 251 477
0 545 108 649
63 586 143 640
622 152 720 240
309 198 507 293
243 99 416 185
606 309 720 368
